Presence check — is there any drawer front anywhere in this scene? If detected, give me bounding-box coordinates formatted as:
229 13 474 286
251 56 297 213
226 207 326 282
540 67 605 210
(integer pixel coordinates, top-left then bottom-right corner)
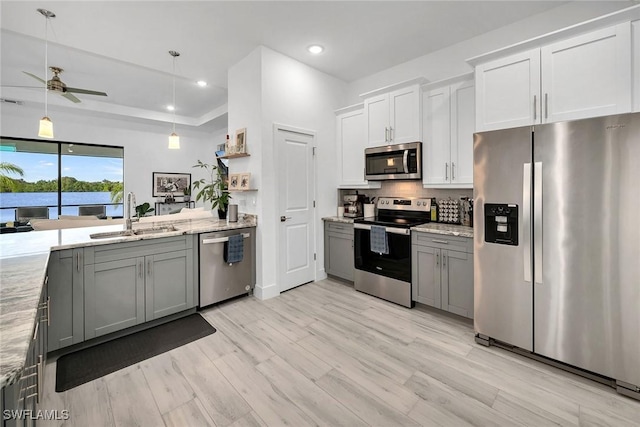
85 235 191 264
412 232 472 253
325 222 354 236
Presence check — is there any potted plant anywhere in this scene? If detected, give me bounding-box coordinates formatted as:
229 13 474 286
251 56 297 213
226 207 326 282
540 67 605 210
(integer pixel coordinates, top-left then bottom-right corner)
135 202 155 218
192 160 231 219
183 186 191 202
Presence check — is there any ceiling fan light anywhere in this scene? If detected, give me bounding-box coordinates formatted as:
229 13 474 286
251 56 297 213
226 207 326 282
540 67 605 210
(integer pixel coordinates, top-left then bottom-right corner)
168 132 180 149
38 116 54 138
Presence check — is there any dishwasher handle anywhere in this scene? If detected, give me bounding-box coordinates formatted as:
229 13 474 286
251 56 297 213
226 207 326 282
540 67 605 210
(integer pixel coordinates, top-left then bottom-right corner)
202 232 250 245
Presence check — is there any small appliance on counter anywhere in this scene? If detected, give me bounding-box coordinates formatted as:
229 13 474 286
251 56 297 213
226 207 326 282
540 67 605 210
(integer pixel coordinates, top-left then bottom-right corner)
343 194 366 218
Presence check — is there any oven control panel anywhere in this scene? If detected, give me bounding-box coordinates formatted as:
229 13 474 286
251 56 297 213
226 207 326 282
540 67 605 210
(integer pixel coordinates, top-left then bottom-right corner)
376 197 431 212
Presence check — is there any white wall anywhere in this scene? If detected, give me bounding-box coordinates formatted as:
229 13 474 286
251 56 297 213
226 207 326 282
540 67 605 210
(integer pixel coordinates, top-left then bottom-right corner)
228 46 347 299
346 1 634 103
1 103 225 209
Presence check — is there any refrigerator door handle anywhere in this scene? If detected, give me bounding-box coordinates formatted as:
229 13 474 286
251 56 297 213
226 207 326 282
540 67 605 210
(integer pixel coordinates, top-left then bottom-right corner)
534 162 543 284
523 163 532 283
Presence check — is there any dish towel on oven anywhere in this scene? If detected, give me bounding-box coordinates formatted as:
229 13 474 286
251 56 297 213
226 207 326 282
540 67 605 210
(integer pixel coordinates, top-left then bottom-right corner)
370 225 389 254
224 234 244 263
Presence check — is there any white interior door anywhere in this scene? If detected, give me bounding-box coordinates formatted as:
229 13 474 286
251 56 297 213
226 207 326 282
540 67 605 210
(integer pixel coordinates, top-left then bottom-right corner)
276 125 316 292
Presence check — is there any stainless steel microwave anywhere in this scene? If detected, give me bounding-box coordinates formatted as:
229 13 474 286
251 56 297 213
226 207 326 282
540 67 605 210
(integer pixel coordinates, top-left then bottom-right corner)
364 142 422 180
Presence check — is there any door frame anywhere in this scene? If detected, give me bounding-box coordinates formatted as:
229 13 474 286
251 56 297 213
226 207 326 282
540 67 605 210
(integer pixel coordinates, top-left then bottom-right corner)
273 123 318 292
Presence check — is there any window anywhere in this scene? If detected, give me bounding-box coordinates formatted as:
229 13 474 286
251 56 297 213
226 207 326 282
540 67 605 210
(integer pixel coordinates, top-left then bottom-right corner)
0 137 124 222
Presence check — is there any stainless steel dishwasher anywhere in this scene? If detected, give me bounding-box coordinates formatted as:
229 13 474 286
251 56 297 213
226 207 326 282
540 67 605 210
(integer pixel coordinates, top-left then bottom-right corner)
199 228 255 307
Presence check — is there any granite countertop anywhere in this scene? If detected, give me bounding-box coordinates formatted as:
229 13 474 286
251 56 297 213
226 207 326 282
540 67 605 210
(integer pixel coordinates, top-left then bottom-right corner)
0 215 257 387
322 216 355 224
411 222 474 238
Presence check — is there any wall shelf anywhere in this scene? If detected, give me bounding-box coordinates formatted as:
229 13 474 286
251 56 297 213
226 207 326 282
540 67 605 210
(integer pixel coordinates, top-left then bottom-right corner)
218 153 250 159
228 189 258 192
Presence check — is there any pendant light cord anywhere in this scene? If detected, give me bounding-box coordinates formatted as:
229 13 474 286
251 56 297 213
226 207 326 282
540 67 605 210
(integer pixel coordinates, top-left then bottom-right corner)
172 55 176 133
44 15 49 117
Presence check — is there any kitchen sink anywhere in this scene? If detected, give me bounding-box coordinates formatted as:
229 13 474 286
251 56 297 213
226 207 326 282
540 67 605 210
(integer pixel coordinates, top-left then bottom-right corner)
90 225 178 239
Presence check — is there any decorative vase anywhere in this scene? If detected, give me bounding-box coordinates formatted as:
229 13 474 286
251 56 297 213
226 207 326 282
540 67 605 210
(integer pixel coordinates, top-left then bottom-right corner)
217 208 227 220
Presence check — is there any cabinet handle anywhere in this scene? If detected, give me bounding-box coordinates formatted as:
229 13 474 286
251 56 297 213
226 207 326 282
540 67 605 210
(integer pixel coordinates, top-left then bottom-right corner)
139 261 143 278
47 296 50 325
33 320 39 341
445 163 449 181
39 296 50 324
436 253 439 267
432 239 449 244
533 95 537 121
147 260 152 277
544 93 548 119
389 126 393 141
384 127 389 142
76 252 80 272
443 253 447 267
452 162 455 181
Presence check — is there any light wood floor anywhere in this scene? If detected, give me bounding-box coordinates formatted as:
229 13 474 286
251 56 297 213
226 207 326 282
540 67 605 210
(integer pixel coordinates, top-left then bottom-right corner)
40 278 640 426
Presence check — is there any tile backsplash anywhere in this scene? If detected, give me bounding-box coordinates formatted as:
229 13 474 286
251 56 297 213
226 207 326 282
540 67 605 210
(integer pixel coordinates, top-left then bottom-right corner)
337 181 472 205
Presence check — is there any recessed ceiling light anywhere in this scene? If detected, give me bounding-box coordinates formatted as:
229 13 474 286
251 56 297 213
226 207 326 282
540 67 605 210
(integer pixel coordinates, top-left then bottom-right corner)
308 45 324 54
196 80 208 87
166 105 175 111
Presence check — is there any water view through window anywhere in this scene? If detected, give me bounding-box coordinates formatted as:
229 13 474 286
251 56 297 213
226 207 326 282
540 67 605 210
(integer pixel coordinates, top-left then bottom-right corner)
0 138 124 222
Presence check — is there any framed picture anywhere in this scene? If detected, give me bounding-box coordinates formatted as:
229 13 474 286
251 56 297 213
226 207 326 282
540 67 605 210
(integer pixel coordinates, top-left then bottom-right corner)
240 173 251 189
152 172 191 197
235 128 247 154
229 173 241 190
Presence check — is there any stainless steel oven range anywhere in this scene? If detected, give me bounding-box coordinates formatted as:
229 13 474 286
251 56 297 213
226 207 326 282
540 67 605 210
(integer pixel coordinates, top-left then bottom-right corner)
353 197 431 307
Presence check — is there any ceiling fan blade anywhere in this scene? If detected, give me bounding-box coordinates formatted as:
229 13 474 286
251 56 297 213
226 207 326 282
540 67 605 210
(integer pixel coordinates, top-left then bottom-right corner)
61 92 82 103
66 87 107 97
0 85 43 89
22 71 46 84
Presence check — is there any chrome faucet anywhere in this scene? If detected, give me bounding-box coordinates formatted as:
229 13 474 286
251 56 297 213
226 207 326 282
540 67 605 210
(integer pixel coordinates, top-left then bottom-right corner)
125 191 136 231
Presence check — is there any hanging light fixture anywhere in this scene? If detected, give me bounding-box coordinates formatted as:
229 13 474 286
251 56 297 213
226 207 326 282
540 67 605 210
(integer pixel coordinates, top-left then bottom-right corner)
168 50 180 149
37 8 55 138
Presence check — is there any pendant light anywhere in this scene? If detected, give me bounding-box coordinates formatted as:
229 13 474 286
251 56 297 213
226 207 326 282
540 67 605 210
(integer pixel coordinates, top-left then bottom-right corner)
37 8 55 138
168 50 180 149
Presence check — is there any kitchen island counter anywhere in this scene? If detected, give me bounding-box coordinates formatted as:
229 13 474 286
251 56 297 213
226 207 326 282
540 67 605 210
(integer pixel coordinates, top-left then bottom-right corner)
411 223 474 238
0 215 256 387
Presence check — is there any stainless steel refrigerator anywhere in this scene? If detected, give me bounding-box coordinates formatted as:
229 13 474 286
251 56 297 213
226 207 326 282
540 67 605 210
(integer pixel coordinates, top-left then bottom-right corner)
473 112 640 399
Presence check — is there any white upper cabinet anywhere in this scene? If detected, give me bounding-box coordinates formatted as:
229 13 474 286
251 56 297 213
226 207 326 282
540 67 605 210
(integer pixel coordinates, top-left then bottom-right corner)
362 79 424 146
475 49 540 131
364 94 389 146
633 20 640 112
474 22 633 132
541 24 631 123
423 75 475 188
450 80 475 186
335 104 381 189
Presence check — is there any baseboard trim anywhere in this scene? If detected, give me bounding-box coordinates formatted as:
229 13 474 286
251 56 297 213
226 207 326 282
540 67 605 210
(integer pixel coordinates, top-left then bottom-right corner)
254 282 279 300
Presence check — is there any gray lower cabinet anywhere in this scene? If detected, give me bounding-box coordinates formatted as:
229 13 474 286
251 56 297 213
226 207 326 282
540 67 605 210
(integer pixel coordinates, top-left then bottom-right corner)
412 232 474 318
84 257 145 339
83 235 195 340
47 249 84 351
2 278 48 427
324 221 354 281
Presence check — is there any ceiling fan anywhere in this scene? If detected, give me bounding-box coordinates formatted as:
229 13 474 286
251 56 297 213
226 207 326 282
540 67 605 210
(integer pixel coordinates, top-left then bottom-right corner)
19 66 108 104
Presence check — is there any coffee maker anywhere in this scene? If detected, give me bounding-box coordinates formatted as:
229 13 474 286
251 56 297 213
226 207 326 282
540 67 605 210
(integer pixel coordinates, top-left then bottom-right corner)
343 194 366 218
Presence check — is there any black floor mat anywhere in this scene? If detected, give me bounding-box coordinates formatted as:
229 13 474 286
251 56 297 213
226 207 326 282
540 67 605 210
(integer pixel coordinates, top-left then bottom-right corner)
55 313 216 392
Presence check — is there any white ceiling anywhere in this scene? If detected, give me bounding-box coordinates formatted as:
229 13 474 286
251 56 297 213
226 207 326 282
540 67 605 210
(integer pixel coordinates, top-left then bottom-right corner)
0 1 630 130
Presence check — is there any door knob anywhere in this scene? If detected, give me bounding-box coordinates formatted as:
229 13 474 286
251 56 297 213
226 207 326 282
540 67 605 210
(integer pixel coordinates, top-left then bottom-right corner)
280 216 292 222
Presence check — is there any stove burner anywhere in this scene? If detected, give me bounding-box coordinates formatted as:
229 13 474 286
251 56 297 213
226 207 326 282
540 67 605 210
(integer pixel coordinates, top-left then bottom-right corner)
353 196 432 229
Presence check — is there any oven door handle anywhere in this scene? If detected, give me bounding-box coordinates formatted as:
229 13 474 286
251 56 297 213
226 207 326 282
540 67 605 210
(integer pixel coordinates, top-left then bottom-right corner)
353 223 410 235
